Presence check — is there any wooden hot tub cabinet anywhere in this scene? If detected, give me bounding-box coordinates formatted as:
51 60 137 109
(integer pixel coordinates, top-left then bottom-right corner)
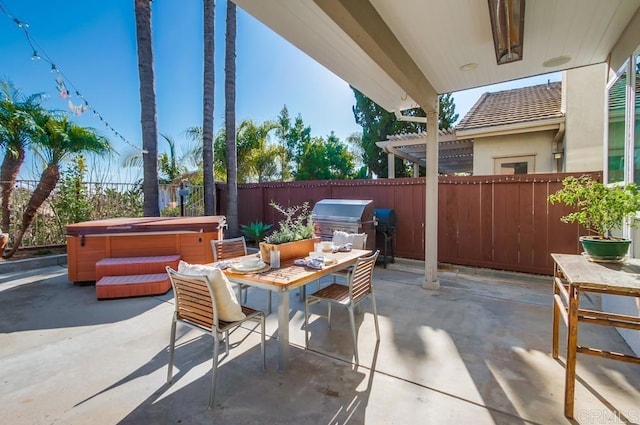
66 216 225 282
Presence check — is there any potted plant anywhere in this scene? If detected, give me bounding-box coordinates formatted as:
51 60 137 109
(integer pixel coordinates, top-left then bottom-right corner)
548 175 640 261
259 201 320 263
240 221 273 247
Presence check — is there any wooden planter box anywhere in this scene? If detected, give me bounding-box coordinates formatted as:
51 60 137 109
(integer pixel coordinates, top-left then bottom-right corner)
66 216 225 282
259 237 320 264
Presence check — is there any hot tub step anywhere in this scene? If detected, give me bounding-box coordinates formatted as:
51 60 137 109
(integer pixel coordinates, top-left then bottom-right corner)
96 273 171 300
95 255 181 281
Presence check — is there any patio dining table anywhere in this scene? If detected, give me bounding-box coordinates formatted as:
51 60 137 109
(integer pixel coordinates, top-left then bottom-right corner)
223 248 371 371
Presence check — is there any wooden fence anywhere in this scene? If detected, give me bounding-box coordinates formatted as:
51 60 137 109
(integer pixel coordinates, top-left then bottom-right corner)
217 172 599 276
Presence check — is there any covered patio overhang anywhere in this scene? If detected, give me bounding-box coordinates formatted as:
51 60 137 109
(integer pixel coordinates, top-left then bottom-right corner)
233 0 640 289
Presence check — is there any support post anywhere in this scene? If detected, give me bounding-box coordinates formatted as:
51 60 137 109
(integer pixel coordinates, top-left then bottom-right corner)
424 109 440 290
388 152 395 178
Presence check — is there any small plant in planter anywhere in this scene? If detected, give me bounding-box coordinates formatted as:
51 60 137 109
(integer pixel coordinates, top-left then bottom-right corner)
240 221 273 246
259 201 320 263
548 175 640 261
264 201 315 244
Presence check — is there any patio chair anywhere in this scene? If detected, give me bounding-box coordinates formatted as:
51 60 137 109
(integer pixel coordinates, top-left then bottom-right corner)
166 266 266 410
304 231 368 298
212 236 272 314
330 231 368 284
304 250 380 365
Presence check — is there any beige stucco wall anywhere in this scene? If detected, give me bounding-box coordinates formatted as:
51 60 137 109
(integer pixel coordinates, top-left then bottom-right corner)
472 131 556 175
562 64 607 172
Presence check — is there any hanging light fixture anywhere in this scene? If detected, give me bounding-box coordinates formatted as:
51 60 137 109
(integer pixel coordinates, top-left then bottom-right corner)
488 0 525 65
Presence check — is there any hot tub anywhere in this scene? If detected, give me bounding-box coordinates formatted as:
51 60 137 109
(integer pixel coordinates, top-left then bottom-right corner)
66 216 226 282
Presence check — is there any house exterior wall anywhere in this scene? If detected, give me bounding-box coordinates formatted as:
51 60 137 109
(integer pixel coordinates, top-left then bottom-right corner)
472 131 556 175
563 64 607 172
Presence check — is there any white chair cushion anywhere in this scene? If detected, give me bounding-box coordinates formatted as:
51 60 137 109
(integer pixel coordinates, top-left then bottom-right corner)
332 230 367 249
177 261 246 321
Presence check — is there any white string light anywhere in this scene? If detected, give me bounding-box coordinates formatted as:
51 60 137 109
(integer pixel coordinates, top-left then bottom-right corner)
0 0 147 154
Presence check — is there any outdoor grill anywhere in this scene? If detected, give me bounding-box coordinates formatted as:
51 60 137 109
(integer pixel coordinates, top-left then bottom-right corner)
375 208 396 268
312 199 375 251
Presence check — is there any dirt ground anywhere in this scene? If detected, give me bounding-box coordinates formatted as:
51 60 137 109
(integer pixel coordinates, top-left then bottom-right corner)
2 245 67 261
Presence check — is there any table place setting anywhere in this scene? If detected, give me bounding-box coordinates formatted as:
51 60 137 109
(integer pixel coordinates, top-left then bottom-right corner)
293 245 345 269
220 256 270 274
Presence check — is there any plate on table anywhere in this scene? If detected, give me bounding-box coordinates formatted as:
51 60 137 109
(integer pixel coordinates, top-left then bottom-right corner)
231 261 268 273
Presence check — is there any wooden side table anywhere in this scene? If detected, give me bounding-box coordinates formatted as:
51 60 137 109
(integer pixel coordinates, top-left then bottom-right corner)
551 253 640 418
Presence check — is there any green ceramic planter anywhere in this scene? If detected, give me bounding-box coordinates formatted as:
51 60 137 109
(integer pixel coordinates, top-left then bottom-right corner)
579 236 631 262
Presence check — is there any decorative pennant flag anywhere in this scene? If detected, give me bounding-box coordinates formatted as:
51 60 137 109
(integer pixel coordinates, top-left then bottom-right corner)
68 100 87 116
56 76 69 99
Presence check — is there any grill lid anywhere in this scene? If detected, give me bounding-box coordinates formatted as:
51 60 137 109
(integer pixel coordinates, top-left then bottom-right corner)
375 208 397 230
312 199 374 221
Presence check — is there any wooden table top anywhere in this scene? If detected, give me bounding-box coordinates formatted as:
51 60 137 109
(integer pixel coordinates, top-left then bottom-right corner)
551 253 640 295
223 249 371 291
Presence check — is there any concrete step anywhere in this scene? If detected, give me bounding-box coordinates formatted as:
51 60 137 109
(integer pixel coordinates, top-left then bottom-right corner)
96 273 172 300
95 255 181 281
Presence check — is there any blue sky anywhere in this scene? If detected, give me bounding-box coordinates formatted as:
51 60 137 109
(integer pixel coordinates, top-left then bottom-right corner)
1 0 559 181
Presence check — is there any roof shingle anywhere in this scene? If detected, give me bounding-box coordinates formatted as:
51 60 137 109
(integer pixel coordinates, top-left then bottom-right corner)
455 82 563 131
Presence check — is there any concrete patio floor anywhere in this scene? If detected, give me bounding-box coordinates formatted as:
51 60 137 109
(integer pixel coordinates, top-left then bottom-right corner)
1 259 639 424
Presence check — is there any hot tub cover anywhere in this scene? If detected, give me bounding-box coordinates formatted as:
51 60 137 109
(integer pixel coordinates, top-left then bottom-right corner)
66 216 226 237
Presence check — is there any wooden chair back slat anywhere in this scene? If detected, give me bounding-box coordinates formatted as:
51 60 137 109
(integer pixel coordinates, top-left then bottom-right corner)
350 252 377 303
167 269 220 330
212 237 247 261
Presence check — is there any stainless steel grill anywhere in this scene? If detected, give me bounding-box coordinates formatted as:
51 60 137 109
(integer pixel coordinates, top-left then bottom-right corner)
312 199 375 251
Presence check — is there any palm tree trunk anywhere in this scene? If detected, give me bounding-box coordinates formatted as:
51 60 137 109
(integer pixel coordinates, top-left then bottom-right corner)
0 147 25 233
203 0 216 215
4 165 59 258
225 0 238 236
135 0 160 216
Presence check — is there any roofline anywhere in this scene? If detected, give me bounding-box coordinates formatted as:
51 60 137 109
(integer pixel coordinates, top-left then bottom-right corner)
455 116 565 138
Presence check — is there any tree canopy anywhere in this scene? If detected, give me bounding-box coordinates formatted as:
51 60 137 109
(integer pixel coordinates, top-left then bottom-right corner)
351 87 458 178
208 107 357 183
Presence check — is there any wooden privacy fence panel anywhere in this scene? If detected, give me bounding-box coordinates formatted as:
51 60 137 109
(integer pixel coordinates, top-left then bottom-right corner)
438 173 592 275
219 172 598 276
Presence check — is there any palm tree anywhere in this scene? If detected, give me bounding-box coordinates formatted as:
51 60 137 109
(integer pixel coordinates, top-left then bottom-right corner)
134 0 160 216
189 120 279 183
4 117 111 258
249 144 286 182
0 80 45 233
225 0 238 236
234 120 279 182
202 0 216 215
122 133 188 183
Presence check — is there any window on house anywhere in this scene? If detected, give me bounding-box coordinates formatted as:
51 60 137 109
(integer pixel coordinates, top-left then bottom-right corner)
608 53 640 185
635 54 640 183
494 155 534 175
608 70 627 184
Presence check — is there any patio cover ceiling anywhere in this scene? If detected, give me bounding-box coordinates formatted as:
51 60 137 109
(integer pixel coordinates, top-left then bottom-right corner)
233 0 640 114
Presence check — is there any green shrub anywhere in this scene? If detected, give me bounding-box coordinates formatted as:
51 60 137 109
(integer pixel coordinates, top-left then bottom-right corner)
263 201 314 244
241 221 273 243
